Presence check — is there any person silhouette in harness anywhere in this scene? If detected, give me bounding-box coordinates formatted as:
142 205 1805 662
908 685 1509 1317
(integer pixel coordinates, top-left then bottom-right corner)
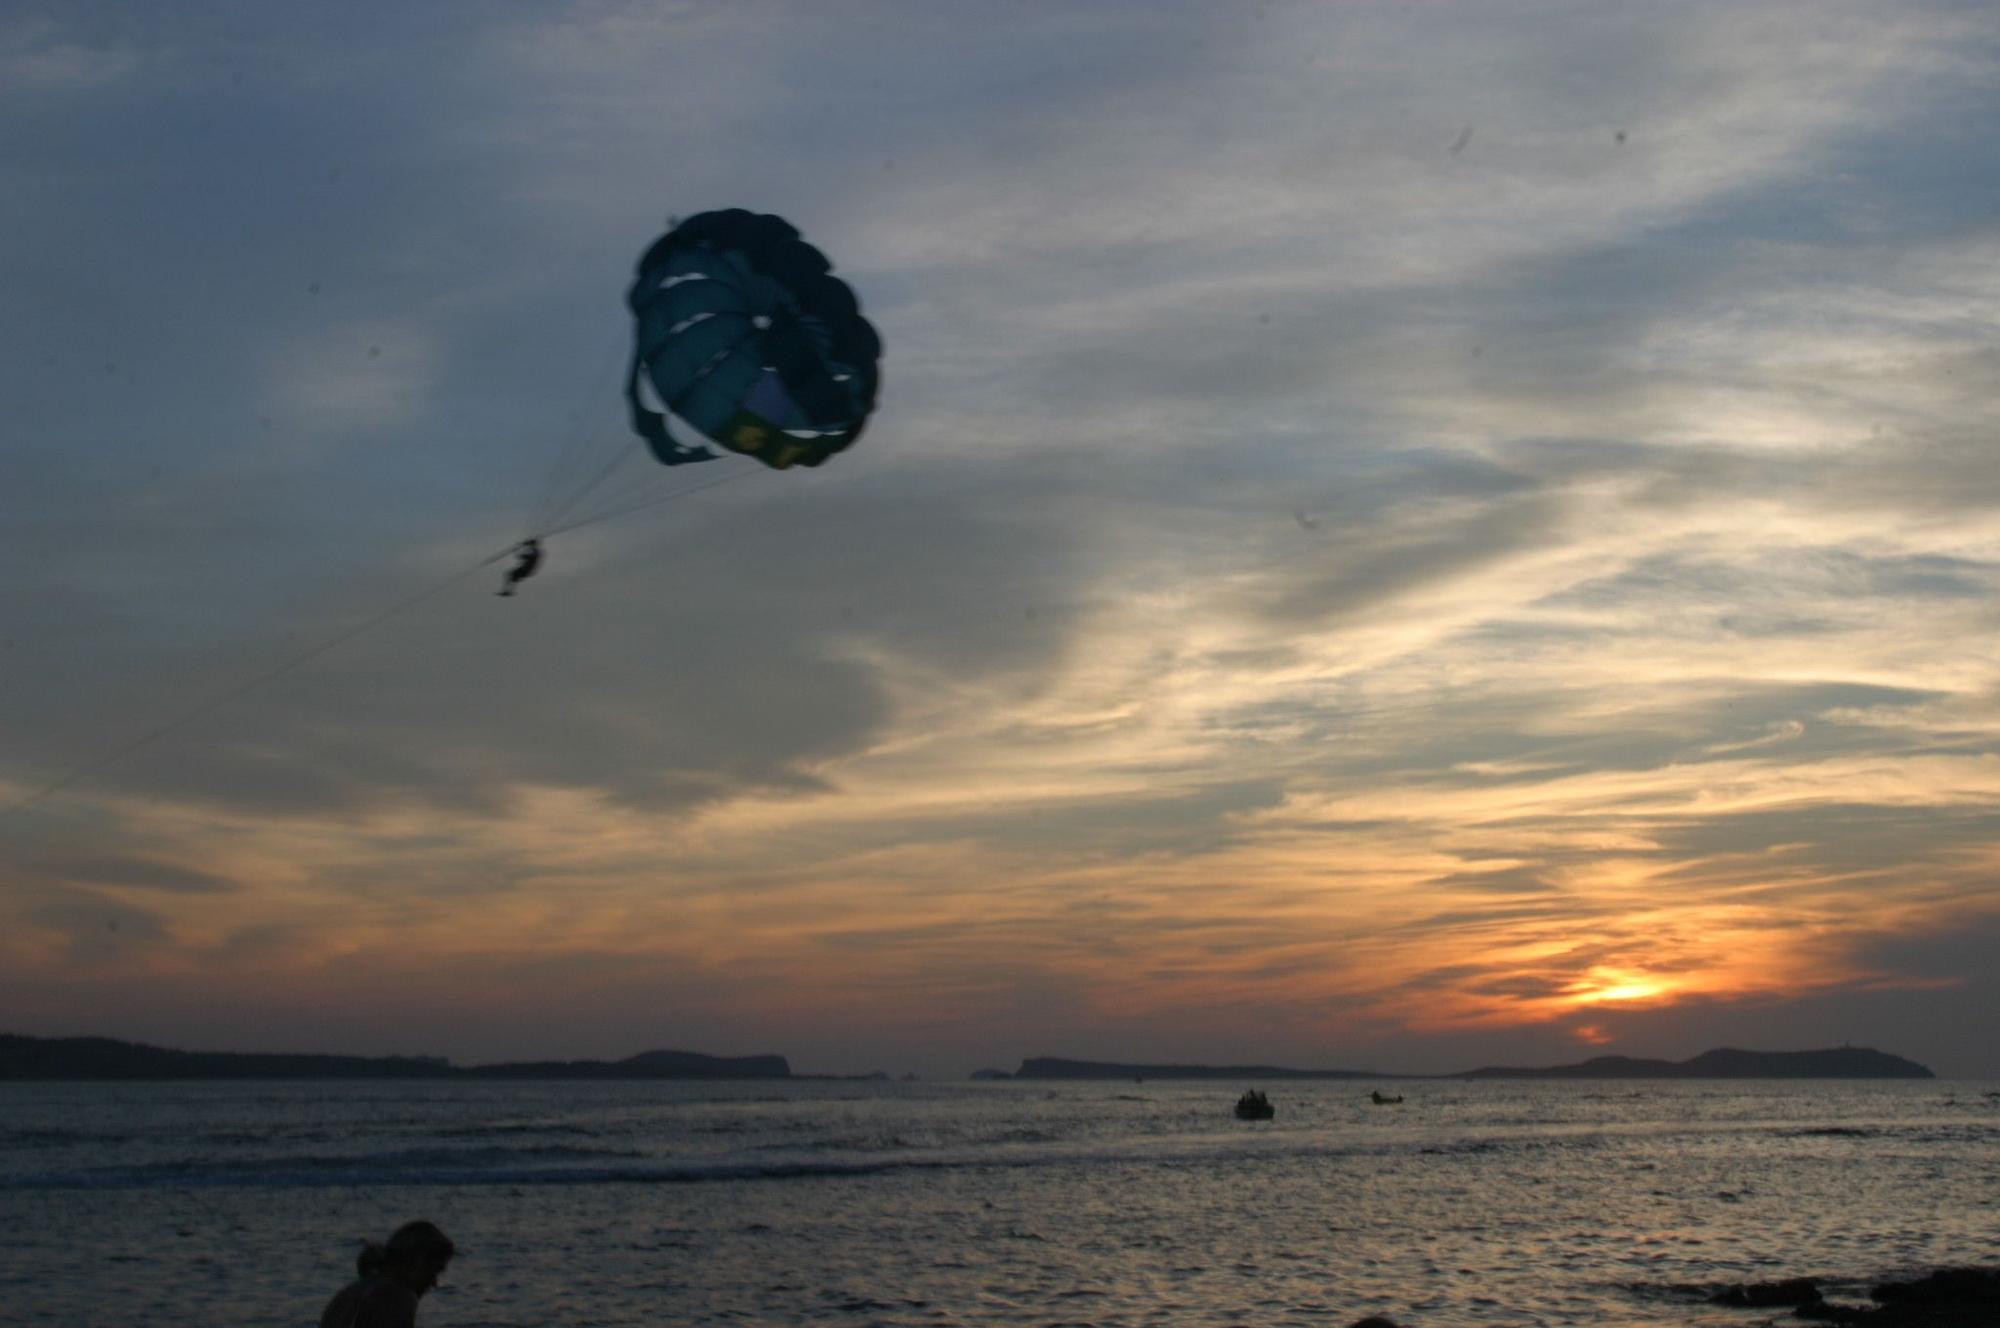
498 539 543 597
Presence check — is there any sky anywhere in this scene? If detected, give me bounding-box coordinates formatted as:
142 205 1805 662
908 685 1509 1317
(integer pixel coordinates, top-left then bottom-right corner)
4 0 1999 1079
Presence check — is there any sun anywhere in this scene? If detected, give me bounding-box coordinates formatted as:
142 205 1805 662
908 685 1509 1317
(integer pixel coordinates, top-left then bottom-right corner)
1566 969 1674 1008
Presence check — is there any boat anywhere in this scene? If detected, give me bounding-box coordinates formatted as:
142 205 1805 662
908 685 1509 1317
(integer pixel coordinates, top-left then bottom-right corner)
1370 1090 1404 1105
1234 1089 1274 1120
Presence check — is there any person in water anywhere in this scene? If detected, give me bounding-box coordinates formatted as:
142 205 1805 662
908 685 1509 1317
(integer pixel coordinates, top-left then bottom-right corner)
497 538 542 596
319 1220 455 1328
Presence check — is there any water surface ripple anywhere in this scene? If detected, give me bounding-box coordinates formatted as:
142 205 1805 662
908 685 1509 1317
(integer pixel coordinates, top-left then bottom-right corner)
1 1078 1994 1327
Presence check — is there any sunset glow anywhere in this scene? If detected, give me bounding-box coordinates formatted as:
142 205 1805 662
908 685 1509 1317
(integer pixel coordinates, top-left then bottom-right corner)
1566 974 1674 1007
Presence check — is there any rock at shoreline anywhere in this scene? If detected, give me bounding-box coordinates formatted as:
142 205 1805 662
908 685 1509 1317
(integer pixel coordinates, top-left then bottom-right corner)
1713 1267 2000 1327
1839 1268 2000 1326
1711 1277 1823 1309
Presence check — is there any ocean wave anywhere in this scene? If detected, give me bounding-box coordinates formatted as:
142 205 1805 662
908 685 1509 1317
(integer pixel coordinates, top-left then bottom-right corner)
745 1133 922 1153
426 1122 605 1139
1775 1122 2000 1144
3 1124 340 1150
1 1141 654 1190
0 1127 133 1149
1 1128 1468 1193
4 1153 938 1191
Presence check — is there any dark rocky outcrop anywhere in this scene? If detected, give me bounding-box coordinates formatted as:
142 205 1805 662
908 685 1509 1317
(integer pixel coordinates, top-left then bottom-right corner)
1829 1268 2000 1326
1711 1277 1824 1309
1702 1268 2000 1327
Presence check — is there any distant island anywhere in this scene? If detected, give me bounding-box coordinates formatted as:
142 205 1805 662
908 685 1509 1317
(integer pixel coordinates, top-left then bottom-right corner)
1007 1056 1381 1080
0 1035 1934 1081
1455 1046 1933 1079
0 1035 795 1081
986 1046 1933 1081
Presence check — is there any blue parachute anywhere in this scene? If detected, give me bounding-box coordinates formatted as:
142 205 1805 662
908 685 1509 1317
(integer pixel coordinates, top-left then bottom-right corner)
625 209 881 471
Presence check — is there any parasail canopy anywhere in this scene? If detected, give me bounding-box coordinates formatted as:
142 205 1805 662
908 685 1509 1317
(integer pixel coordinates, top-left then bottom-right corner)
625 209 881 471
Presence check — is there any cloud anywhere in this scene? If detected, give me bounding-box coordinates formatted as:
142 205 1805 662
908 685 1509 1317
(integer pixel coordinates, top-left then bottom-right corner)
18 886 173 966
21 852 236 893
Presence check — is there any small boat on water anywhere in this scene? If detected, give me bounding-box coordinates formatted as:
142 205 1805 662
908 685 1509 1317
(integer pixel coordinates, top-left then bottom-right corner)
1235 1089 1274 1120
1370 1090 1404 1105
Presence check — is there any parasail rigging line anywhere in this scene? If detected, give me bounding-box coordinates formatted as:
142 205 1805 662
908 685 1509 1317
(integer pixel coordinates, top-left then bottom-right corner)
0 544 517 824
1 456 772 826
531 434 646 536
528 335 631 536
537 462 759 539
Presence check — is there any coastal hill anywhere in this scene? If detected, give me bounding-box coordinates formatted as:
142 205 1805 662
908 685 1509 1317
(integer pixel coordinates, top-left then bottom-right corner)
992 1046 1932 1080
0 1034 790 1081
0 1035 1934 1080
1457 1046 1933 1079
457 1049 792 1080
1012 1056 1379 1080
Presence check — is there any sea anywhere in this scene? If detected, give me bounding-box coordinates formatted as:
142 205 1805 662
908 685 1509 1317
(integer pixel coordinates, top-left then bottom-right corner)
1 1077 1994 1328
